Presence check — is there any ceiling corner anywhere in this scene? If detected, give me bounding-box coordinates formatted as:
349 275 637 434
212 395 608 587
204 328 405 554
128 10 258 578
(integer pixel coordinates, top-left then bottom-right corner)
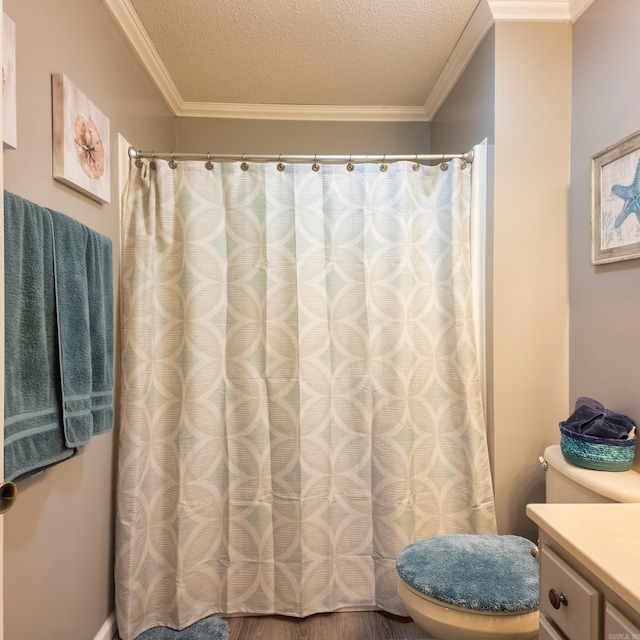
102 0 593 124
101 0 183 115
568 0 597 22
423 0 494 121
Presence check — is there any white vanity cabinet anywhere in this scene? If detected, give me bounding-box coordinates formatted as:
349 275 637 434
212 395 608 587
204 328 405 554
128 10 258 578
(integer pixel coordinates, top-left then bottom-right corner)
539 545 600 639
605 603 640 638
526 503 640 640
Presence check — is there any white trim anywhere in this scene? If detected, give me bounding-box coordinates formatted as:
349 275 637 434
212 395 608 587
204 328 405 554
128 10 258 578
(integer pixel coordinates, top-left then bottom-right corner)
178 101 428 122
470 140 488 411
93 612 117 640
568 0 597 21
100 0 182 114
118 133 132 206
487 0 596 22
487 1 571 21
423 0 494 121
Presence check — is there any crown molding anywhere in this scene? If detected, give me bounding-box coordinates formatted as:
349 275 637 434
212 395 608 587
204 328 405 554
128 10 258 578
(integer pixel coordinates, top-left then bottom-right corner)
487 1 571 21
101 0 429 121
178 102 429 122
101 0 183 113
423 0 494 121
103 0 594 122
486 0 595 21
568 0 597 21
424 0 594 120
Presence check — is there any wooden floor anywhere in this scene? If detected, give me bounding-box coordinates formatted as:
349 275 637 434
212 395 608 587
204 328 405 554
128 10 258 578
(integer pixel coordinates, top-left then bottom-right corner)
224 611 434 640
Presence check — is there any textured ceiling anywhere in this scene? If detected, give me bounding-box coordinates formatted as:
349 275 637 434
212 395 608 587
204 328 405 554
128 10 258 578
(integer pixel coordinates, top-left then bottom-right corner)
107 0 593 119
128 0 480 108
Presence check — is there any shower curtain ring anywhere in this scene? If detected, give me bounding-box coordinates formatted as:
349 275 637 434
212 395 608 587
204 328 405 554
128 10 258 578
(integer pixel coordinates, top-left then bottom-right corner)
149 152 156 171
169 152 177 169
347 154 354 172
380 155 388 172
241 154 249 171
205 152 213 170
135 149 143 169
277 154 285 172
412 154 420 172
312 154 320 172
440 154 448 171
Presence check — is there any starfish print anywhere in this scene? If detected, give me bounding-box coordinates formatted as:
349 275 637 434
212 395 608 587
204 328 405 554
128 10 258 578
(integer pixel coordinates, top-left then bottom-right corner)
612 158 640 228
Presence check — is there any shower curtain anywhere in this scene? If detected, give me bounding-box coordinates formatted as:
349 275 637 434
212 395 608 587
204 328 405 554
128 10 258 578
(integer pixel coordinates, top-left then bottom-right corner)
115 155 497 640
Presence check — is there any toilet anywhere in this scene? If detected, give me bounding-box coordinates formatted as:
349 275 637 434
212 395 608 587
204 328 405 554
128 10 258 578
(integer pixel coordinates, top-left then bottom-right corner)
396 443 640 640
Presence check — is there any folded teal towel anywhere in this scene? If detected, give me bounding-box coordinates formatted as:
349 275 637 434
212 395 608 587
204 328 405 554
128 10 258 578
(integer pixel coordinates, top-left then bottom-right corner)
4 191 114 481
4 192 75 481
49 208 114 446
84 226 114 435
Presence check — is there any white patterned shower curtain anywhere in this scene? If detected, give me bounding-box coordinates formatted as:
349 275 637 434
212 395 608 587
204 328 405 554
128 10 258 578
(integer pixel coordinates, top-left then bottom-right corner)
115 155 497 640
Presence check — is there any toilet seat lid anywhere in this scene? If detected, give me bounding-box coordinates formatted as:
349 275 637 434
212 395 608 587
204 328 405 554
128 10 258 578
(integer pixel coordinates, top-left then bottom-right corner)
396 534 539 613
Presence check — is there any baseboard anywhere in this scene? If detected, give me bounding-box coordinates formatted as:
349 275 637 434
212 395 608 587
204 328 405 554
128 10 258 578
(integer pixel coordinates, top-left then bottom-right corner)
94 611 118 640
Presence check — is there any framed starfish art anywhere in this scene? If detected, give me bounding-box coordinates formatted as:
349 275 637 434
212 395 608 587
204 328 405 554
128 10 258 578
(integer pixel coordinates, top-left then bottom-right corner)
592 129 640 264
52 73 110 203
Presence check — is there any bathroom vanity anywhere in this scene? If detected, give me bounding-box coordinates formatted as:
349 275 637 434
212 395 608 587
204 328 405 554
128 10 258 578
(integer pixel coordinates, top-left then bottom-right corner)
527 503 640 640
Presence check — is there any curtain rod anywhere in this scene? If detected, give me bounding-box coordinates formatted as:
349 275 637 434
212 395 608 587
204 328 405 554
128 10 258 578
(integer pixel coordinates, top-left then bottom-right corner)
128 147 474 166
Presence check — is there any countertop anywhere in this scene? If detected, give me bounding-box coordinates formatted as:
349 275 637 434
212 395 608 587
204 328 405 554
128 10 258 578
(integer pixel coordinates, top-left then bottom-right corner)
526 503 640 614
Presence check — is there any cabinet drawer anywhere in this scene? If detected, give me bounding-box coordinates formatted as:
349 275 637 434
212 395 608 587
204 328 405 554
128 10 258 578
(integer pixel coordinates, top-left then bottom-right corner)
605 603 640 637
539 613 568 640
540 546 600 640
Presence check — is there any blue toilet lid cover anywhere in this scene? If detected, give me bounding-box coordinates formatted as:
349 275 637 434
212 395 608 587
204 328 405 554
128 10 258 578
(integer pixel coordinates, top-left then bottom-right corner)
396 534 539 613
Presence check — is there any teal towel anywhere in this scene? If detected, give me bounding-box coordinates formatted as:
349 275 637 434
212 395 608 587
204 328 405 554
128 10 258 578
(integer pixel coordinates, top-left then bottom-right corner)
4 191 114 481
4 192 75 481
85 226 114 435
49 208 114 446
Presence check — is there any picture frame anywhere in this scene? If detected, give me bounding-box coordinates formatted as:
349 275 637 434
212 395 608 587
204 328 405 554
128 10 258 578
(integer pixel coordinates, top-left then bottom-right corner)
52 73 110 203
3 12 17 149
592 129 640 265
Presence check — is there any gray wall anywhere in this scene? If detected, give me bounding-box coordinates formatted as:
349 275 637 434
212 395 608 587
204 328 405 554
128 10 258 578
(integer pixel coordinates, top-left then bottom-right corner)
431 29 495 155
176 118 430 155
569 0 640 472
431 27 496 469
2 0 174 639
432 22 572 540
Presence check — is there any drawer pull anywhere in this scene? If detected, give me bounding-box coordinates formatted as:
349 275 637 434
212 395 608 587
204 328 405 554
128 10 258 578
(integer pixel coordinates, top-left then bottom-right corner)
549 588 569 609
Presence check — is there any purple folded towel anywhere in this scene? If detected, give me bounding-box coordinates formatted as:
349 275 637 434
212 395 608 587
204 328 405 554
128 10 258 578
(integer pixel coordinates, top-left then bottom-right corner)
560 397 635 440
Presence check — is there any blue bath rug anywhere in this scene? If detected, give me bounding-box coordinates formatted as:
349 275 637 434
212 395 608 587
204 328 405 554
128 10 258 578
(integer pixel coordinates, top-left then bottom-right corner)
116 615 229 640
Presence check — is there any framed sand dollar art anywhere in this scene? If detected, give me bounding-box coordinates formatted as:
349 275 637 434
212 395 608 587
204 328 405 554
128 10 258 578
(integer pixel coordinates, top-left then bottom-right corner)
52 73 110 203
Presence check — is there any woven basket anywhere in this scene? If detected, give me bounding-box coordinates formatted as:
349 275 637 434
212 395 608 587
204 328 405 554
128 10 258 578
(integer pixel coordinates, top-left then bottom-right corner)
560 425 636 472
